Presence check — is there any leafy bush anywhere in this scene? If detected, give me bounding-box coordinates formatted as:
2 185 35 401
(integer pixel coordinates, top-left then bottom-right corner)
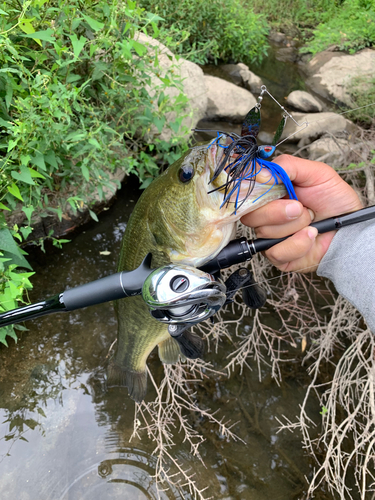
247 0 338 29
139 0 269 65
0 0 190 344
301 0 375 54
345 76 375 126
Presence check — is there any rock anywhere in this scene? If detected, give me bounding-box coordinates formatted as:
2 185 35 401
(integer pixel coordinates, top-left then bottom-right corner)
135 32 207 142
269 31 287 45
257 131 274 144
6 169 126 241
286 90 324 112
220 63 263 93
275 47 298 63
281 111 349 143
203 75 257 122
307 136 350 167
305 48 375 106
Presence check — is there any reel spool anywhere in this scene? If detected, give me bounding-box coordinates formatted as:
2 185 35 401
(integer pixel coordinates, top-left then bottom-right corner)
142 265 226 325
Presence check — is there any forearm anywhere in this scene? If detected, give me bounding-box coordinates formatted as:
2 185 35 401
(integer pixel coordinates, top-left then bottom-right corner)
317 220 375 333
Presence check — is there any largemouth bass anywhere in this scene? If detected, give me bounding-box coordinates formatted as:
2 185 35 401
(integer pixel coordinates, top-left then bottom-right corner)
108 138 289 402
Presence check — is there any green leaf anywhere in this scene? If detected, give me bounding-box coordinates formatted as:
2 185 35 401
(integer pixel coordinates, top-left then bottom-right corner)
11 166 35 185
0 203 10 211
89 209 98 222
44 151 58 169
0 68 22 75
83 14 104 31
31 152 46 171
22 206 34 222
153 116 165 133
175 92 188 105
90 44 98 57
28 168 46 179
0 118 11 129
7 183 23 201
132 40 147 56
7 139 18 152
20 155 30 166
19 19 35 35
71 18 82 31
81 165 90 181
66 73 82 84
21 28 55 42
0 328 10 347
69 34 87 58
20 226 33 240
0 229 32 270
88 138 101 149
5 82 13 110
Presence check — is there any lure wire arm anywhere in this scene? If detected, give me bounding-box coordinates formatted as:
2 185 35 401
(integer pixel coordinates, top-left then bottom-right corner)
1 205 375 328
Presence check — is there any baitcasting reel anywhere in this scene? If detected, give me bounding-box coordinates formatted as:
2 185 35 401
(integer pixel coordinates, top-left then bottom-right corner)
142 264 227 325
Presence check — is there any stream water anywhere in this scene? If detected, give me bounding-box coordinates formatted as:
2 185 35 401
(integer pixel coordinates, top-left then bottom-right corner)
0 47 331 500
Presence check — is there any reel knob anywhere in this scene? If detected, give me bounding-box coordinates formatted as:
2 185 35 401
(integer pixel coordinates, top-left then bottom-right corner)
142 264 226 324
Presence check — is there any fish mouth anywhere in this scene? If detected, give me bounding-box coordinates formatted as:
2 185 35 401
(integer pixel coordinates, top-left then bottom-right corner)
201 136 287 221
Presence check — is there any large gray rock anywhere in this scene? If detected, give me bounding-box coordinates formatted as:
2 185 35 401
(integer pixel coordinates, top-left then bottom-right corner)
269 31 287 45
204 75 257 122
275 46 298 63
286 90 323 112
307 136 350 167
220 63 263 93
135 32 207 142
281 111 350 143
305 48 375 106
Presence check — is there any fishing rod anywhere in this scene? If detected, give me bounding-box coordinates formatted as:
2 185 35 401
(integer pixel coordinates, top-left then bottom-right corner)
1 204 375 330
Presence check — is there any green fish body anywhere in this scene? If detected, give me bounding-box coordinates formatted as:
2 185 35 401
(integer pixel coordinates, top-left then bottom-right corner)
108 141 287 401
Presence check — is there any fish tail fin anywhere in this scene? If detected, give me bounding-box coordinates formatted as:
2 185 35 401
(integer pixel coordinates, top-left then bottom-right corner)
158 337 181 364
107 360 147 402
173 330 205 360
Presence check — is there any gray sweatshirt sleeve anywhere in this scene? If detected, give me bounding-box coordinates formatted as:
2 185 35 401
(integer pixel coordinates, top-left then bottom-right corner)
317 219 375 332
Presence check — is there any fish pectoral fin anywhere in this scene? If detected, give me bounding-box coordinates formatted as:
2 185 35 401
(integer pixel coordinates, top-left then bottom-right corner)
173 329 205 360
107 360 147 403
158 337 181 364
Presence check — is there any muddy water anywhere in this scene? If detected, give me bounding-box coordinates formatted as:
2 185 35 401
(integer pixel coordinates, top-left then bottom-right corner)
0 175 324 500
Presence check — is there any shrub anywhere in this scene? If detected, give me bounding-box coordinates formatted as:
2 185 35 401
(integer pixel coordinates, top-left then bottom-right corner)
302 0 375 55
139 0 269 65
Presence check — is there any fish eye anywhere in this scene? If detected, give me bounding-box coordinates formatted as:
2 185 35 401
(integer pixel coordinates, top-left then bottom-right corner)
178 164 195 183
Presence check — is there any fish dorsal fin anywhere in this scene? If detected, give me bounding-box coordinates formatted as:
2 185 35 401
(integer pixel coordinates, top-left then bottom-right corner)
158 337 181 364
241 106 261 138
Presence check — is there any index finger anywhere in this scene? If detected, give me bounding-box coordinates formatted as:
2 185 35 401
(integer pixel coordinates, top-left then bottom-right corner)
273 154 339 187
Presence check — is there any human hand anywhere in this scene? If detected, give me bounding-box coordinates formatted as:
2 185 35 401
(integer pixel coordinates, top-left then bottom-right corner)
241 155 363 273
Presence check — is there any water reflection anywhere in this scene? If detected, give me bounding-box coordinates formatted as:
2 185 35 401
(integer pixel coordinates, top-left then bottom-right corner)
59 449 179 500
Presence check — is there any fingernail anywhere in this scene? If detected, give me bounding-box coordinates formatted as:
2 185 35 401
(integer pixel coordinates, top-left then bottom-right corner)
308 209 315 221
307 227 318 240
285 202 302 219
